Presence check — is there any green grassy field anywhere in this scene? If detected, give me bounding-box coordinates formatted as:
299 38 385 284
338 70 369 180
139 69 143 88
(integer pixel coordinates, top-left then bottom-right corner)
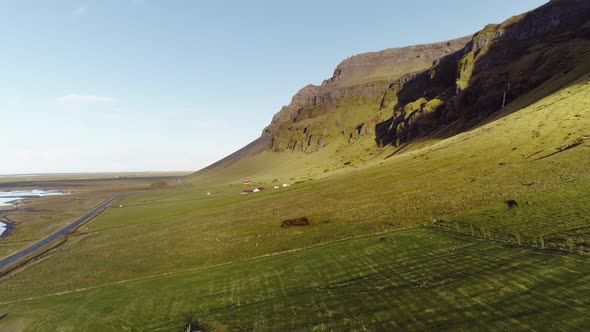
1 228 590 331
439 179 590 253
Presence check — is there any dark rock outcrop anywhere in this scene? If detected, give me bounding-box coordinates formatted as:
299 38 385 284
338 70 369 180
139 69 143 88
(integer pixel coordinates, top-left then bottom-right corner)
263 37 471 153
375 0 590 147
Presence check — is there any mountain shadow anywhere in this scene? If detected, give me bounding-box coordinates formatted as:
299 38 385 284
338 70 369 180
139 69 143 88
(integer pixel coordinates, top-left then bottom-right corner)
375 0 590 148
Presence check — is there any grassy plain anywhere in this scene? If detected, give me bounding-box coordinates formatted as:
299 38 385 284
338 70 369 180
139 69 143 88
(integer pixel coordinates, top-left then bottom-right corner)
1 228 590 331
439 179 590 253
0 174 186 260
0 172 189 184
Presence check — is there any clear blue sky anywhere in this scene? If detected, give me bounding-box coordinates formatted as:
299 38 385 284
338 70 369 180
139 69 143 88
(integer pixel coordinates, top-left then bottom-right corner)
0 0 548 174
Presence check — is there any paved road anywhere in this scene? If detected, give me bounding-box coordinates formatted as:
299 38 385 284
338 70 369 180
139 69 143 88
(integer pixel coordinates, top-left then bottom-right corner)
0 196 124 271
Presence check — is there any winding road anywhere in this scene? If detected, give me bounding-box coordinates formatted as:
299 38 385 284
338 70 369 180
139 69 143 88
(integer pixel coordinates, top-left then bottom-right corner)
0 195 124 271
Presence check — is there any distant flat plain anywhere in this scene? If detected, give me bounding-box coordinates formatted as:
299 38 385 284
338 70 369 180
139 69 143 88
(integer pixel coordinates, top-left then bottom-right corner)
0 172 189 261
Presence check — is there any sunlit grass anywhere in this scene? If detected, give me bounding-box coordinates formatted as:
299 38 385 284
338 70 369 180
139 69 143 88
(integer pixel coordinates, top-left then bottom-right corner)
2 228 590 331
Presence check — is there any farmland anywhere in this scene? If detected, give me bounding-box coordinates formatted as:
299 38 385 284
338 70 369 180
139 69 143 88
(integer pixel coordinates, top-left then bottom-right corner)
1 228 590 330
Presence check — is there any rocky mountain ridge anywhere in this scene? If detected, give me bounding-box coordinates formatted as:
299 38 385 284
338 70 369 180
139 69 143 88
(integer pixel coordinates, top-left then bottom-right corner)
261 0 590 154
266 37 471 130
197 0 590 174
375 0 590 146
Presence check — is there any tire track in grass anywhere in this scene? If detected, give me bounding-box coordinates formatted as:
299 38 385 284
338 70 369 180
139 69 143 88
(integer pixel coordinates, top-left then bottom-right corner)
2 227 414 305
4 228 590 330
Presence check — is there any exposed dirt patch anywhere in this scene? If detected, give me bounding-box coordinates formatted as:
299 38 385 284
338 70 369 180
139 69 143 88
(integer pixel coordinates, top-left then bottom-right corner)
281 217 311 228
0 315 32 332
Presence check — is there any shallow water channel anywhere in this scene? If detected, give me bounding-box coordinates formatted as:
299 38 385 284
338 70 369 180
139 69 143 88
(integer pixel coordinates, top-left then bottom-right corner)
0 189 67 237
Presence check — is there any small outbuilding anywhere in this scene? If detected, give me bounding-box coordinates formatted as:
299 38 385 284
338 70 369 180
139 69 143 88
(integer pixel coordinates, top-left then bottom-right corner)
242 180 253 185
282 183 291 187
241 189 254 194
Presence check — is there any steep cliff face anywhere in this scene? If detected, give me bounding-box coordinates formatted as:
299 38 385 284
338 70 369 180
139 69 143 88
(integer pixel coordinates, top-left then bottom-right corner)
262 36 471 153
262 1 590 156
375 0 590 146
321 39 472 89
